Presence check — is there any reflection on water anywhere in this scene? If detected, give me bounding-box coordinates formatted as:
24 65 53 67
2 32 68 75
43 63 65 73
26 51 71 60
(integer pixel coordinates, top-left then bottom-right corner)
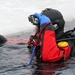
0 33 75 75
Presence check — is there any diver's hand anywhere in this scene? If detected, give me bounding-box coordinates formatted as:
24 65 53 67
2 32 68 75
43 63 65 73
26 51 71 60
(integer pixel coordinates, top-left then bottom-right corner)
34 13 51 27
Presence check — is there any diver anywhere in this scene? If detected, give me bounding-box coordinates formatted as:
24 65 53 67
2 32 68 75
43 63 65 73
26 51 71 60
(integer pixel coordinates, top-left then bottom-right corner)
28 8 75 63
0 35 7 46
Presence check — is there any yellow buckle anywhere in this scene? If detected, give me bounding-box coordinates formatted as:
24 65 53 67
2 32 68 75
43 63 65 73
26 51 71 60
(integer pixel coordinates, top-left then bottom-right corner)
57 41 68 48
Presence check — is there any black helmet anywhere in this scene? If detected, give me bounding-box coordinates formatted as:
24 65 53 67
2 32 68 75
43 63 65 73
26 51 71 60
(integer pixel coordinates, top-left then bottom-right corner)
41 8 65 34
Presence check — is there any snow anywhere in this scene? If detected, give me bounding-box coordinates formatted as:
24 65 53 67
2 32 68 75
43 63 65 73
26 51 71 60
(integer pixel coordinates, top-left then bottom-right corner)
0 0 75 35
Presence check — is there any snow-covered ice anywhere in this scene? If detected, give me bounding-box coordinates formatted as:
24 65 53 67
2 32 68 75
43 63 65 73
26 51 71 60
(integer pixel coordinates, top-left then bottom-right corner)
0 0 75 35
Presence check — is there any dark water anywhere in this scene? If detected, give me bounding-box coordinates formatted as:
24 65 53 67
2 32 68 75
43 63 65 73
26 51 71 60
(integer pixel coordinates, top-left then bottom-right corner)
0 21 75 75
0 33 33 75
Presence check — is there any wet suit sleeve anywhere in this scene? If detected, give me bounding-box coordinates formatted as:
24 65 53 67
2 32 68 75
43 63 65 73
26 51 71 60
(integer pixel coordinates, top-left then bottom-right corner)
41 25 71 62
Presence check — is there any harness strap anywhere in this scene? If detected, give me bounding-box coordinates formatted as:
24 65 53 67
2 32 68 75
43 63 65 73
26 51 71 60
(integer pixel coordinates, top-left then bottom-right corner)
28 22 52 46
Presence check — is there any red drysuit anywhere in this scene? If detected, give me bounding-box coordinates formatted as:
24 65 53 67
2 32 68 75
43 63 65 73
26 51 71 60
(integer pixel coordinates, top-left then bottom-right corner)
40 24 71 62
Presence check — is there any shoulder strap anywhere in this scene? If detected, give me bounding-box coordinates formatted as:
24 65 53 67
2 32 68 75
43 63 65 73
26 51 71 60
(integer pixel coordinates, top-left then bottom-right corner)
57 27 75 39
